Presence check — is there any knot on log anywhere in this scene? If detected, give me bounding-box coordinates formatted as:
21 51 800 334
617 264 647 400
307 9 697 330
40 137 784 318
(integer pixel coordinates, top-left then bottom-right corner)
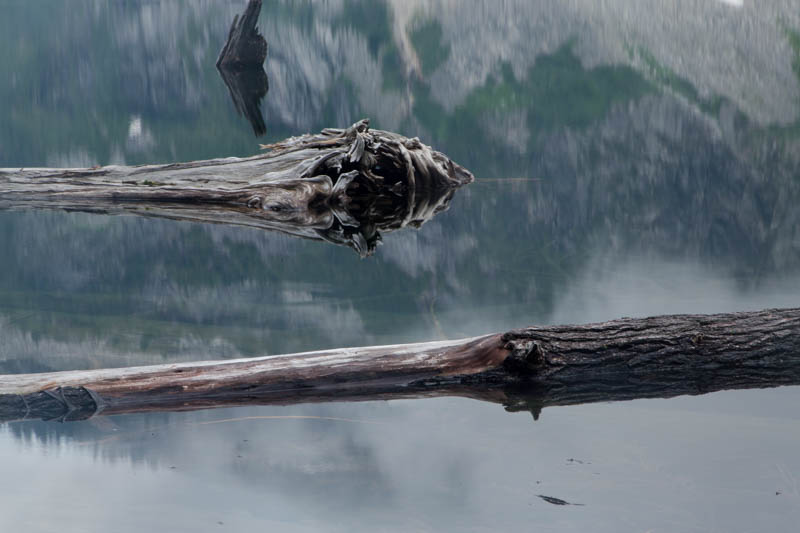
501 337 546 377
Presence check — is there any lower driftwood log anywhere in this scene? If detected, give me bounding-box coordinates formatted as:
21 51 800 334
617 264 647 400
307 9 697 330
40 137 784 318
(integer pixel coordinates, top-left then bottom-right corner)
0 308 798 423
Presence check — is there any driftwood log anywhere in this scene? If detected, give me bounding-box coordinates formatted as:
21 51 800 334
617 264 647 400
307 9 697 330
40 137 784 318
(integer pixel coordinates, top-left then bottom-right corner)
0 308 798 423
0 120 473 256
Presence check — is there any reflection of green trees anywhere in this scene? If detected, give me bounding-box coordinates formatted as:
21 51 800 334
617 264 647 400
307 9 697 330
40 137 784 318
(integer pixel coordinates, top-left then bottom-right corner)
0 1 264 166
0 208 442 359
786 26 800 81
410 20 450 75
411 44 653 177
0 0 387 167
335 0 405 91
339 0 393 59
0 181 570 364
772 24 800 139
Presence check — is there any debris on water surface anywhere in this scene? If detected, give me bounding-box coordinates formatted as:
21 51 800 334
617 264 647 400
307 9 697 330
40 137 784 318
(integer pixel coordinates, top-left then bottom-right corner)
566 458 590 465
537 495 585 506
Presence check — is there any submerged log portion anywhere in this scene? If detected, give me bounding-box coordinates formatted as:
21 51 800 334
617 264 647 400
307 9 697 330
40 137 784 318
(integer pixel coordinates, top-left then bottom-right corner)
0 308 798 423
0 120 473 256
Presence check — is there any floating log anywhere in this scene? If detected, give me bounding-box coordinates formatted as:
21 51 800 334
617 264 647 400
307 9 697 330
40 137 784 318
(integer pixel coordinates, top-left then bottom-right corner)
0 308 798 423
219 64 269 136
0 119 473 256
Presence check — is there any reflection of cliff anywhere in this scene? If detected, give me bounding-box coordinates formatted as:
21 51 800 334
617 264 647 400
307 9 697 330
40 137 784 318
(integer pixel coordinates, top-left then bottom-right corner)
2 86 799 367
386 0 800 125
261 0 800 130
0 211 372 367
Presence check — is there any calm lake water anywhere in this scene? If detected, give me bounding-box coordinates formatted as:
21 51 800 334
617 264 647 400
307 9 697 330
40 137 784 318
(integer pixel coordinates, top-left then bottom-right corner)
2 1 800 531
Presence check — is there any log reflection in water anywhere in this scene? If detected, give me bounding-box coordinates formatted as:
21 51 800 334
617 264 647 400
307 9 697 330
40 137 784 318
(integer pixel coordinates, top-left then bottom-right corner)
2 364 799 425
219 67 269 136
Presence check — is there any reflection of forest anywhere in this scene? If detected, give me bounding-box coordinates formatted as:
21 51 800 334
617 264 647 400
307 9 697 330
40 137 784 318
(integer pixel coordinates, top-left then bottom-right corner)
1 1 799 377
3 0 800 164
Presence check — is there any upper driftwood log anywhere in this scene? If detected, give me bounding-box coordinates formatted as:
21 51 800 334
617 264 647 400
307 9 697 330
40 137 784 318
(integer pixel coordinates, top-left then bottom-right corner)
0 308 798 423
217 0 269 136
0 120 473 256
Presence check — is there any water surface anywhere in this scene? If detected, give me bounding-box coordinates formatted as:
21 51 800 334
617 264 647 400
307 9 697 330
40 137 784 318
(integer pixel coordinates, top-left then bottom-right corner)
1 1 799 531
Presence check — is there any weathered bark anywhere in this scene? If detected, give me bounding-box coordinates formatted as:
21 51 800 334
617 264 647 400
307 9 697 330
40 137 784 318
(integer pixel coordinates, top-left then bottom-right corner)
216 0 267 70
0 308 798 423
0 120 474 256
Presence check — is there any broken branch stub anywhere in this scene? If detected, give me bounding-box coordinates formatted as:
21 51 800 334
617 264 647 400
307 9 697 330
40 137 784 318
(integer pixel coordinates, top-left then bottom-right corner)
0 119 474 256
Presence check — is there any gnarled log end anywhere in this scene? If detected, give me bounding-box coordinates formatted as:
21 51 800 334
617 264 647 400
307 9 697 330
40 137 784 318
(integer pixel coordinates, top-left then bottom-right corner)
260 119 474 256
262 119 474 191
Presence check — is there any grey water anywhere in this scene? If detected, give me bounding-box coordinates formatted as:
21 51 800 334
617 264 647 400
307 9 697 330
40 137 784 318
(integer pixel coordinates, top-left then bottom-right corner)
1 1 800 531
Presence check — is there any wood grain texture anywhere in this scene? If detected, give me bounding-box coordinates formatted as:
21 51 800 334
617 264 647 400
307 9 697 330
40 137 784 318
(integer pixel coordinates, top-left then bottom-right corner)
0 308 798 423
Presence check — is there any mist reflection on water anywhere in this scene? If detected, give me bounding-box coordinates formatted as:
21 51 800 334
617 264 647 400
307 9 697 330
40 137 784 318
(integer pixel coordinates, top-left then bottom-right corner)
2 390 800 532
